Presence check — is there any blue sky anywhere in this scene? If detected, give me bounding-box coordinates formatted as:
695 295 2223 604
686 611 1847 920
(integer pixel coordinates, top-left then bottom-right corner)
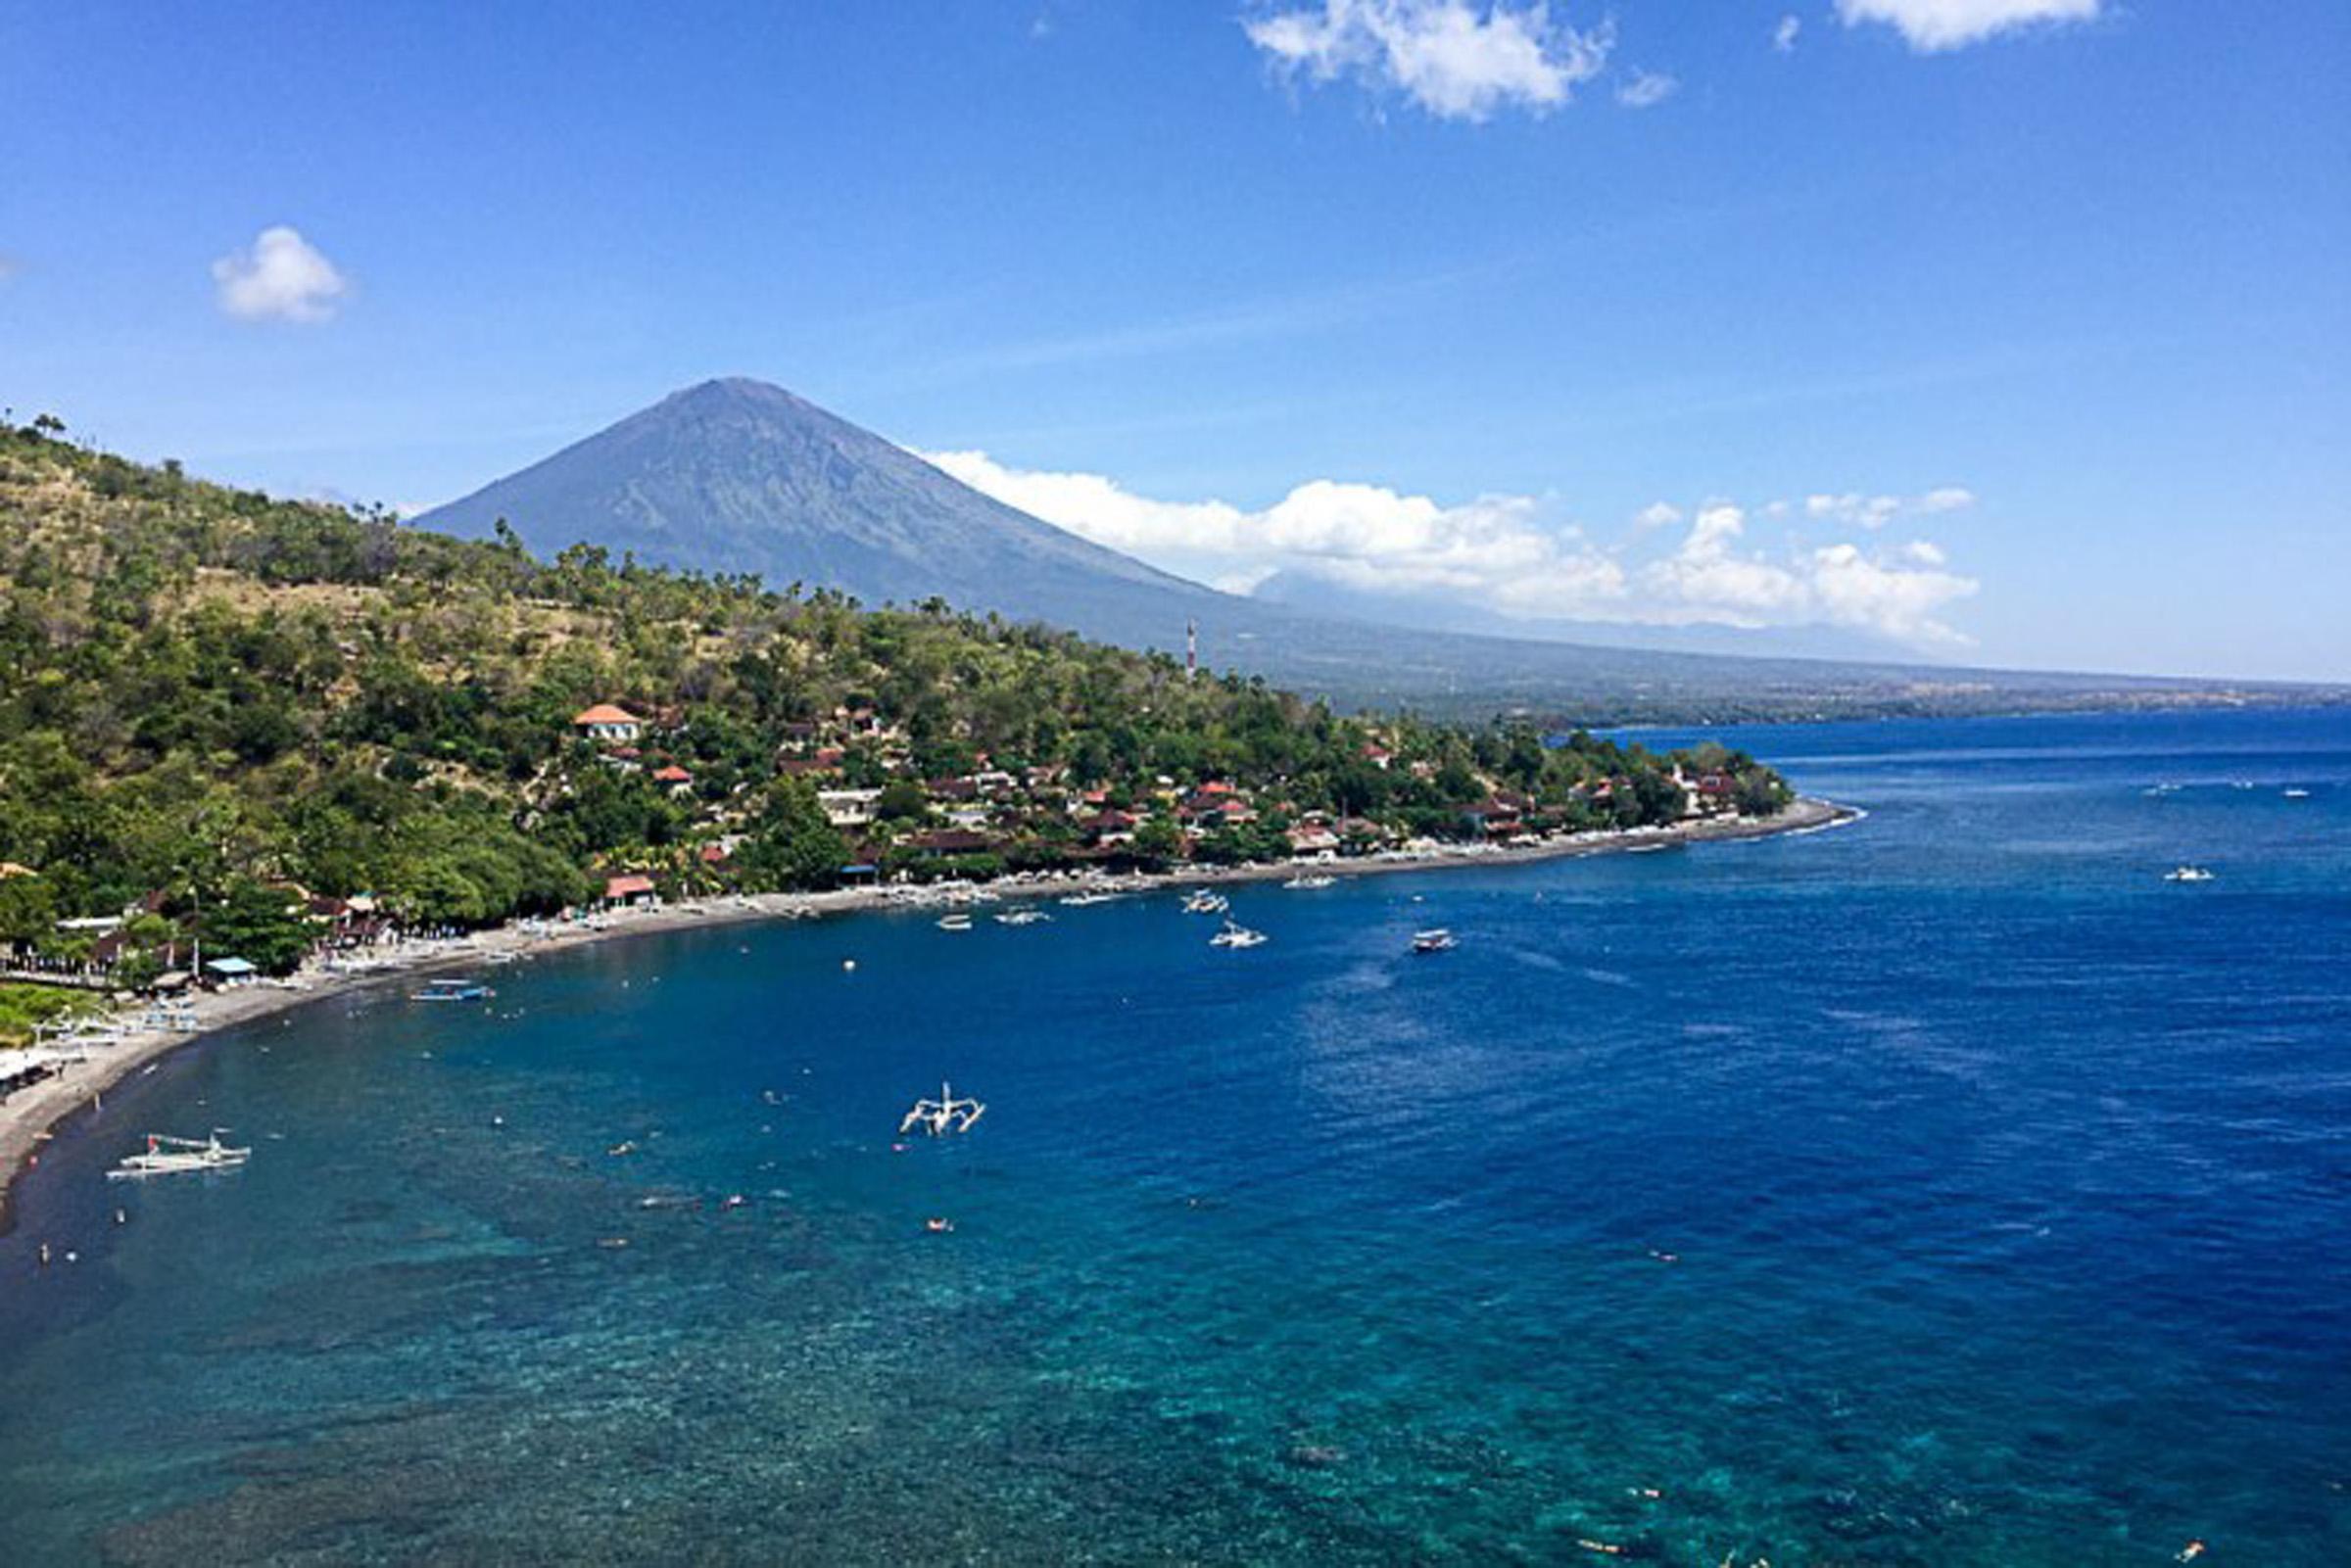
2 1 2344 679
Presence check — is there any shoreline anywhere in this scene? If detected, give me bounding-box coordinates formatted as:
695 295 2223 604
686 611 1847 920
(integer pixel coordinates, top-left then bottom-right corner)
0 795 1852 1227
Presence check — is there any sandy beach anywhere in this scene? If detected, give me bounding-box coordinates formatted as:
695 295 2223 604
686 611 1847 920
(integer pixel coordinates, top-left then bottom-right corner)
0 795 1851 1224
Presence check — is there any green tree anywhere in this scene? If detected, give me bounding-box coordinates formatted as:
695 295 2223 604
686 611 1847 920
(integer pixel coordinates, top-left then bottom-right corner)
202 879 312 975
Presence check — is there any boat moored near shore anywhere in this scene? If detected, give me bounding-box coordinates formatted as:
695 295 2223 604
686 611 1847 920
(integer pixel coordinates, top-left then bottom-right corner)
107 1130 251 1180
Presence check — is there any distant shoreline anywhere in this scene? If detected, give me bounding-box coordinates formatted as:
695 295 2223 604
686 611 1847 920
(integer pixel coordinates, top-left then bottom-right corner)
0 796 1852 1229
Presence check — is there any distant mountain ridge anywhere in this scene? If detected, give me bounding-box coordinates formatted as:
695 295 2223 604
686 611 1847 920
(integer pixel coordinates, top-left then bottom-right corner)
415 379 2333 722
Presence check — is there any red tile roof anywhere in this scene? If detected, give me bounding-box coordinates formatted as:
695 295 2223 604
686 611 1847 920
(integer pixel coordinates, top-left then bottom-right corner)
574 703 641 726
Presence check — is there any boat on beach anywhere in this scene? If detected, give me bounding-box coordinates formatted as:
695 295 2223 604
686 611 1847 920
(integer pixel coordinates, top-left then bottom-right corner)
108 1131 251 1180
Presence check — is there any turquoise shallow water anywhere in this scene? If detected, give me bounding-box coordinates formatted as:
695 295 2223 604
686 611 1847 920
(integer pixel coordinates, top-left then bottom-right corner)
2 708 2347 1565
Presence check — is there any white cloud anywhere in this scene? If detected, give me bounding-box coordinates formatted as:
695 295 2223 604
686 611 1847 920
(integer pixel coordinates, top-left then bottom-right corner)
1614 69 1677 110
1834 0 2100 53
211 225 350 323
1804 487 1972 529
1808 542 1978 644
1773 14 1802 53
1244 1 1613 122
923 448 1981 649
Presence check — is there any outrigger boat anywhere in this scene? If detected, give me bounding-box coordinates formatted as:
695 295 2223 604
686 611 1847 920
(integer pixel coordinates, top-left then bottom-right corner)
936 912 975 932
1282 873 1337 890
108 1130 251 1180
1209 918 1268 949
1413 927 1459 953
899 1081 985 1136
1059 890 1124 907
1181 889 1229 916
410 978 493 1002
2163 866 2216 883
993 908 1052 927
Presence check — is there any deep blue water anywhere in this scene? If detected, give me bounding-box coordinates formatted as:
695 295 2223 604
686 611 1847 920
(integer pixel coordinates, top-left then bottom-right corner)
2 708 2346 1565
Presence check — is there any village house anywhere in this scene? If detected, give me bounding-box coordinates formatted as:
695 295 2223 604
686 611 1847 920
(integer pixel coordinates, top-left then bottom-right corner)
903 829 994 860
1081 808 1137 847
1287 819 1341 856
818 787 883 828
1463 793 1530 839
777 744 846 778
603 873 657 907
573 703 644 743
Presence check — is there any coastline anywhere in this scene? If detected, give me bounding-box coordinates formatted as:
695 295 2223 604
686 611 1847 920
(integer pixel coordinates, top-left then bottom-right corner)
0 795 1852 1226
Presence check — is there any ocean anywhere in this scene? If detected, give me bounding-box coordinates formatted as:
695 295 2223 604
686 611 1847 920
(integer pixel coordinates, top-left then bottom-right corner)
1 708 2345 1564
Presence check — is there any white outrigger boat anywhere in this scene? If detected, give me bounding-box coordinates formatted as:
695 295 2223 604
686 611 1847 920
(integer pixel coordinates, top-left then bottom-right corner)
2163 865 2216 883
936 912 975 932
993 907 1052 927
1181 888 1229 916
1059 890 1123 907
1209 918 1268 949
108 1131 251 1180
411 977 493 1002
1282 873 1337 890
899 1081 985 1136
1413 927 1459 953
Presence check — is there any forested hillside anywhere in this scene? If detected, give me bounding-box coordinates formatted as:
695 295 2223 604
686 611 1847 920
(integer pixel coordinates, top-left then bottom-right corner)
0 418 1787 979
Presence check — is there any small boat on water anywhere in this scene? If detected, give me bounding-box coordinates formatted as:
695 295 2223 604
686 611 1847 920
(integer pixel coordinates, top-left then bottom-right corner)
1209 918 1268 949
993 908 1051 927
1413 928 1458 953
411 978 493 1002
900 1081 985 1136
936 912 975 932
2282 787 2312 799
2164 865 2217 883
1282 874 1337 890
1059 891 1123 907
108 1131 250 1180
1181 889 1229 916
